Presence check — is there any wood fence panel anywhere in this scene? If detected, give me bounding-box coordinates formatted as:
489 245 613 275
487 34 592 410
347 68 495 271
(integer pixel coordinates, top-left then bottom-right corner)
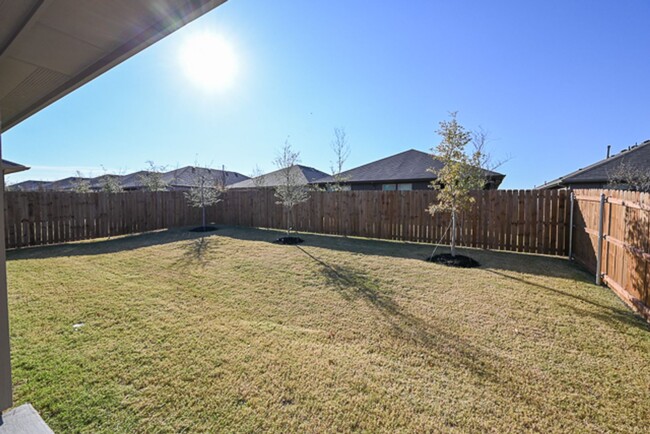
3 189 571 257
573 189 650 320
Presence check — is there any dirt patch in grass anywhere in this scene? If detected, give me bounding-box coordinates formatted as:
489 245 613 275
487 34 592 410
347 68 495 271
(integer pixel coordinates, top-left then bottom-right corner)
189 225 218 233
427 253 480 268
273 236 304 245
6 227 650 433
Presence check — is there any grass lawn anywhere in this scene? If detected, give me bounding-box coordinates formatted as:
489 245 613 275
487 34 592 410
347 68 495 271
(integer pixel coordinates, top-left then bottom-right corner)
6 227 650 433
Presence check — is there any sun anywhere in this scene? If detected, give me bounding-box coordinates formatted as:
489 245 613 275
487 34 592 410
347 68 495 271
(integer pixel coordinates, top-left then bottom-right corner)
179 32 237 91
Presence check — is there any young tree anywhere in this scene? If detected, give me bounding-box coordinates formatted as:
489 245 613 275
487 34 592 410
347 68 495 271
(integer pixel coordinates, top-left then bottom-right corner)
184 168 223 230
328 127 351 191
274 140 310 235
250 165 266 188
72 171 91 193
139 161 168 191
607 160 650 192
427 113 486 257
100 166 124 193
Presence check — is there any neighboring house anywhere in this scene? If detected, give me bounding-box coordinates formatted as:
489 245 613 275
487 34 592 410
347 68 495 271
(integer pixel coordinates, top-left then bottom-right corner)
88 174 123 191
312 149 505 191
7 181 47 192
42 177 90 191
15 166 250 192
162 166 249 190
537 140 650 190
120 171 151 191
229 165 329 189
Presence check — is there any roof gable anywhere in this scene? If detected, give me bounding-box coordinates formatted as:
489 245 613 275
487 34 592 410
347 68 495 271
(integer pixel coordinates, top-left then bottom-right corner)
229 165 329 189
315 149 504 184
539 140 650 188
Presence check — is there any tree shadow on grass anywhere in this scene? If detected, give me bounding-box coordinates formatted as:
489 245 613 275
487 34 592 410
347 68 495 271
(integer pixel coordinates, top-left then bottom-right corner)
173 236 214 268
215 226 592 282
295 245 511 386
486 269 650 332
6 228 207 261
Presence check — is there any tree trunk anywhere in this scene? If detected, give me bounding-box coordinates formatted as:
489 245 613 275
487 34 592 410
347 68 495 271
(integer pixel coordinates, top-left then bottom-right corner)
201 183 206 228
451 211 457 257
286 207 291 236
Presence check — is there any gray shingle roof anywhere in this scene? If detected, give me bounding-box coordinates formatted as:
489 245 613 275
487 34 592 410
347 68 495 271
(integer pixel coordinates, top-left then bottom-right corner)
119 171 151 190
7 180 48 191
314 149 505 184
162 166 249 188
229 165 329 189
88 174 123 190
43 177 90 191
538 140 650 189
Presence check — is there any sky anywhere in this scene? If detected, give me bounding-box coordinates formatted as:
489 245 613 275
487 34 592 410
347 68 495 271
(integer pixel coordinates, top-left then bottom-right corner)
4 0 650 189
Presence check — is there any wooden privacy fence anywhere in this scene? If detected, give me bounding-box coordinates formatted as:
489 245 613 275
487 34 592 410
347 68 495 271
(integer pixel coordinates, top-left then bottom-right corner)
572 189 650 320
4 191 202 248
4 189 570 255
215 189 570 255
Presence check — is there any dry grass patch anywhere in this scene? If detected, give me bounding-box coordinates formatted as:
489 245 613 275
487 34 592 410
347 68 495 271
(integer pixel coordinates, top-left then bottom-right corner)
7 227 650 433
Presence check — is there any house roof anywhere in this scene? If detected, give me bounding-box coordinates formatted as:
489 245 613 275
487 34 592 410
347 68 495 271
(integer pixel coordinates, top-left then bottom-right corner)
162 166 249 188
229 165 329 189
88 174 123 190
119 170 151 190
2 159 29 174
537 140 650 189
43 176 89 191
7 180 47 191
315 149 505 184
0 0 227 132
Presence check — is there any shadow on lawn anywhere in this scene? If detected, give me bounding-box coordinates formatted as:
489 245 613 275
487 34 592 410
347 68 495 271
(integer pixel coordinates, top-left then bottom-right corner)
296 245 511 386
486 269 649 331
8 225 644 330
216 226 592 282
174 236 214 267
6 228 205 261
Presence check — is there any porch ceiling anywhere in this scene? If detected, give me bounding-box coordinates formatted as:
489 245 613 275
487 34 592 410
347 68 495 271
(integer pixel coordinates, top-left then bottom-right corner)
0 0 227 132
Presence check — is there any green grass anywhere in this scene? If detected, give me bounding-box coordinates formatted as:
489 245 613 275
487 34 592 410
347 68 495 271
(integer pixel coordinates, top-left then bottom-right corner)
6 227 650 433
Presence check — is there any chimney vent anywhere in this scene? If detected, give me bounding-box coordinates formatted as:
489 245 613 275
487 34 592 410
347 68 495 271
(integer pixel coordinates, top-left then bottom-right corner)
606 144 611 158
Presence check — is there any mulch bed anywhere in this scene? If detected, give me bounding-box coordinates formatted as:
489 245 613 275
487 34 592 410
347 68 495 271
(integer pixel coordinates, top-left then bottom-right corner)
426 253 480 268
189 226 218 233
274 236 304 245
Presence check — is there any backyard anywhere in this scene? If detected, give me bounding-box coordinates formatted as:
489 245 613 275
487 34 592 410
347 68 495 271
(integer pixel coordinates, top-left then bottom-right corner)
6 227 650 433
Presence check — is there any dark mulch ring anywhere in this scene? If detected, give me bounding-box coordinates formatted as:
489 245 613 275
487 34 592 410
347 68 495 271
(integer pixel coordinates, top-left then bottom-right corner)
426 253 480 268
274 236 304 245
189 226 218 233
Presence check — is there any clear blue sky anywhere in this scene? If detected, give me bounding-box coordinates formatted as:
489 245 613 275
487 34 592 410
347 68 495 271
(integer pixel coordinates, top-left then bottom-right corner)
4 0 650 188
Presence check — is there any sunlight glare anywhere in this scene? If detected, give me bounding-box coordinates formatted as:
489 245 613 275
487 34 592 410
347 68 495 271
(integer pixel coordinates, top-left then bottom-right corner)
179 32 237 91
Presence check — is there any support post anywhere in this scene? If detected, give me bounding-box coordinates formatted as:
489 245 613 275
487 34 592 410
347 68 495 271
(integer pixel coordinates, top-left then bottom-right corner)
595 193 606 285
568 190 575 260
0 123 12 412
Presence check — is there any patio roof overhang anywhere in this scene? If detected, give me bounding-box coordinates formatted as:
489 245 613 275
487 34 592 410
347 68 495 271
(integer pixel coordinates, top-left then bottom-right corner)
0 0 228 416
1 159 29 175
0 0 227 132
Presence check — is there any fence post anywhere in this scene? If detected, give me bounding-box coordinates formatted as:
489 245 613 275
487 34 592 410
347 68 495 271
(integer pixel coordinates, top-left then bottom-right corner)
595 193 606 285
568 190 574 260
